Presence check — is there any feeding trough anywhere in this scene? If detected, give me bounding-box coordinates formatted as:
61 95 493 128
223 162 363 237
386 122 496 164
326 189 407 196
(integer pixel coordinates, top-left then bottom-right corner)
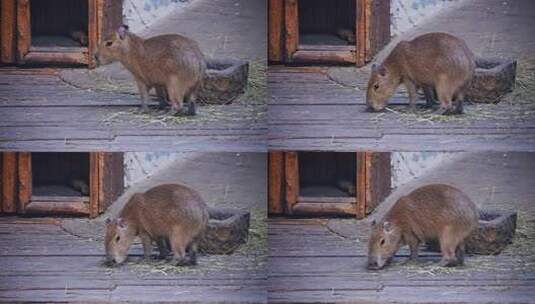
199 207 250 254
466 58 517 103
427 209 517 255
198 59 249 105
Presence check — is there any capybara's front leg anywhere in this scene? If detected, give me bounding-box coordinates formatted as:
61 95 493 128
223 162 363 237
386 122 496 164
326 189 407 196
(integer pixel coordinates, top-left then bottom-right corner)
404 233 420 261
155 86 169 109
185 241 198 265
404 80 418 112
156 238 170 259
135 78 150 113
139 233 153 261
422 86 437 108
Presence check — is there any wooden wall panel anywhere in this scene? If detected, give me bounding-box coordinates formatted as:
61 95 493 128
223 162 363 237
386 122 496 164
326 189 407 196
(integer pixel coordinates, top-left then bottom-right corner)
268 0 284 62
268 151 285 214
364 152 391 215
284 0 298 61
1 153 17 213
1 0 16 63
16 0 30 62
97 152 124 215
17 152 31 212
284 152 299 213
0 155 3 212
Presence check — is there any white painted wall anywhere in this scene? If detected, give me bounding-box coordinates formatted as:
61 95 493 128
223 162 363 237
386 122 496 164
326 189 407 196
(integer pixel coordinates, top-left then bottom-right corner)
124 152 184 188
391 152 458 189
390 0 462 36
123 0 191 33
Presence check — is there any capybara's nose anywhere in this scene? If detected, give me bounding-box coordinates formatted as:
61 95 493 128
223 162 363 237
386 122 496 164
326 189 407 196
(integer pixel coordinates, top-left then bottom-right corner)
367 261 379 270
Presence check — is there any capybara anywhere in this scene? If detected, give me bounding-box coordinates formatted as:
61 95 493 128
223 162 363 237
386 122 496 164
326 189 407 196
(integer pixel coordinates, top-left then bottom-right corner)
69 29 88 46
71 178 89 195
366 32 475 115
367 184 478 270
95 25 206 116
105 184 209 266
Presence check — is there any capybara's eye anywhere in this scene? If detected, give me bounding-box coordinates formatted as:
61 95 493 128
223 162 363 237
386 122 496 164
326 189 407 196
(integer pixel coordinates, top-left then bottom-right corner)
115 236 120 242
106 41 113 47
373 84 380 90
380 239 385 246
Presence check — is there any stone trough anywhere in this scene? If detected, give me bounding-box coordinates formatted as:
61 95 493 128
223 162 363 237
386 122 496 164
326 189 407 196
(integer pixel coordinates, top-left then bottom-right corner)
198 59 249 105
427 209 517 255
199 208 250 254
466 58 517 103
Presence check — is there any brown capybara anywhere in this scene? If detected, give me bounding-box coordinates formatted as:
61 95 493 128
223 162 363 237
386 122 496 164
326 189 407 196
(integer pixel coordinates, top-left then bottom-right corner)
367 184 478 270
105 184 209 266
95 25 206 116
366 32 476 115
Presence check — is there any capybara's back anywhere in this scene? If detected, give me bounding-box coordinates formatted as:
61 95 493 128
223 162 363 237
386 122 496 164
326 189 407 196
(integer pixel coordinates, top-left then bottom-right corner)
390 184 479 241
123 184 209 240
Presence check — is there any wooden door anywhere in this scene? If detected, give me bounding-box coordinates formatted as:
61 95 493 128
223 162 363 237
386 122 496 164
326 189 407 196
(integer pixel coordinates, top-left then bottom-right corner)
1 152 123 217
268 151 391 218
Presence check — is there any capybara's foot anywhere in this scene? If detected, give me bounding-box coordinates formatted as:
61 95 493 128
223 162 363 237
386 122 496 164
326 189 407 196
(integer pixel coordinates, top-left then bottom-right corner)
455 248 465 265
439 258 459 267
140 105 150 113
172 257 195 267
434 106 454 115
158 100 169 109
186 102 197 116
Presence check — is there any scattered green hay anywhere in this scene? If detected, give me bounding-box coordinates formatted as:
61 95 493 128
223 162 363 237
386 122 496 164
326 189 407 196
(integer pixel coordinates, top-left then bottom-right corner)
237 60 267 105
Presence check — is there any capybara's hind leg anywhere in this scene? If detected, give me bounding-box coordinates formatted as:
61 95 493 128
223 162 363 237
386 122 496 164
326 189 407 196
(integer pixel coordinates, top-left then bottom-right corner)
438 227 461 267
166 78 186 116
169 229 189 266
455 242 465 265
156 238 170 259
422 86 437 108
185 241 198 265
155 86 169 109
184 92 198 116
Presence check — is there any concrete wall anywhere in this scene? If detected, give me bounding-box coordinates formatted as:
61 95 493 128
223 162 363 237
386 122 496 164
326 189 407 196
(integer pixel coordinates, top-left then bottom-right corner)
391 152 458 189
390 0 461 36
124 152 183 188
123 0 191 33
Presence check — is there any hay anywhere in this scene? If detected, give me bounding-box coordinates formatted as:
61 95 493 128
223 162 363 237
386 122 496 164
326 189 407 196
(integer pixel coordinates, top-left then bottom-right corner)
237 60 267 105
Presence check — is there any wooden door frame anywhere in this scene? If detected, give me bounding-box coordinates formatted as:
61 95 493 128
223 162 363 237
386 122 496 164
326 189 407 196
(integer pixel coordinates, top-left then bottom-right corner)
268 0 390 66
10 0 98 66
268 151 391 218
1 152 123 217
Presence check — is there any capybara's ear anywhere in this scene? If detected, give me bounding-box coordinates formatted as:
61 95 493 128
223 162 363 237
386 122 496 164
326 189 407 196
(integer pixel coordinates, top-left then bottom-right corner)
371 63 377 72
383 221 392 233
116 218 127 229
371 219 376 226
377 66 387 77
117 25 129 40
105 218 112 225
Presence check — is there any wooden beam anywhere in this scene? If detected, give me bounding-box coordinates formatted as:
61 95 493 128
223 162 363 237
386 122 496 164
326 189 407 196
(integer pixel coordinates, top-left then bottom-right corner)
268 0 284 62
297 196 357 204
1 152 17 213
88 0 98 68
292 202 356 216
356 152 367 219
16 0 30 63
268 151 285 214
0 0 16 63
24 201 90 216
292 50 356 64
17 152 31 212
284 0 298 61
284 152 299 214
89 153 100 218
22 51 89 65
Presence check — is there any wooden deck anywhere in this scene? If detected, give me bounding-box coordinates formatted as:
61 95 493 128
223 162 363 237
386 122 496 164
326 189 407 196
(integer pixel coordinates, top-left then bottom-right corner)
268 66 535 152
0 68 266 152
0 217 266 303
268 218 535 303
